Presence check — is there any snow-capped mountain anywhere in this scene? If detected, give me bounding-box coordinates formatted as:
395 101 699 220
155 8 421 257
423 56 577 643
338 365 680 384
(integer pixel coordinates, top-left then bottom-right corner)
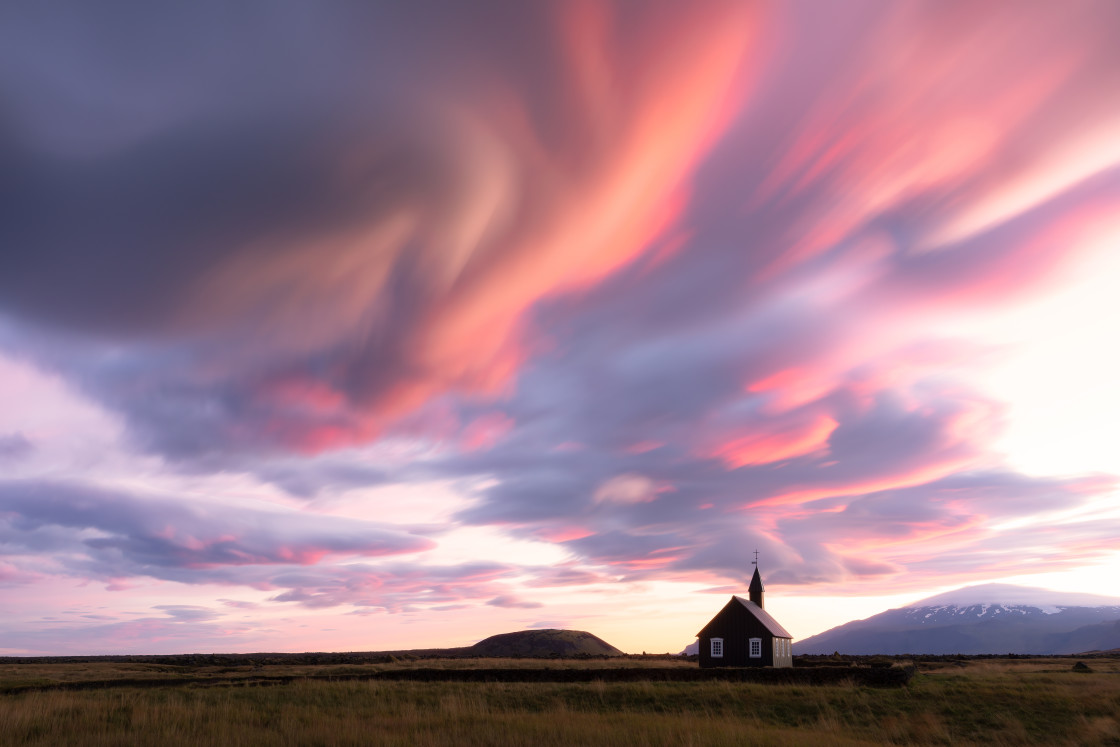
909 583 1119 609
794 583 1120 655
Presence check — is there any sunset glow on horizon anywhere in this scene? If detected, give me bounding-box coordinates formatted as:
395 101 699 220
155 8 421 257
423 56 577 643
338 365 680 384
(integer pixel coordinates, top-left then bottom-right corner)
2 0 1119 656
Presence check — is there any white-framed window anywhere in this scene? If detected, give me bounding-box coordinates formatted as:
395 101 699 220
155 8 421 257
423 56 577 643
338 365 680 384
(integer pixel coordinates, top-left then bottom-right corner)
749 637 762 658
710 638 723 658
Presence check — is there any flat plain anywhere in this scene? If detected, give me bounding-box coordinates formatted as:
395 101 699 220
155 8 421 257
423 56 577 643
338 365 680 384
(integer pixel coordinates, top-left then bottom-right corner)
1 655 1117 745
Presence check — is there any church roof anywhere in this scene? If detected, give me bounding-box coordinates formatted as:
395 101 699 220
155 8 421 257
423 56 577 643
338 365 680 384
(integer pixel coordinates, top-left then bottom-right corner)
731 595 792 638
696 595 793 639
730 595 792 636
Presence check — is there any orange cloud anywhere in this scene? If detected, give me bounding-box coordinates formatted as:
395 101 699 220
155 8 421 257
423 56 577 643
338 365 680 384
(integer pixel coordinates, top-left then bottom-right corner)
173 3 764 453
703 413 837 468
412 2 761 409
752 1 1117 283
751 453 980 510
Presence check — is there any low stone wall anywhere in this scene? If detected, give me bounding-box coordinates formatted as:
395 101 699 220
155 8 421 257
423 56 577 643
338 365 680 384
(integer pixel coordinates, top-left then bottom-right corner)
373 665 916 687
5 664 916 695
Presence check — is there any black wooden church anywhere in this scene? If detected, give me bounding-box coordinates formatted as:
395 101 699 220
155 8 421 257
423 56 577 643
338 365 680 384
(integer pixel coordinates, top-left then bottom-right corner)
696 563 793 668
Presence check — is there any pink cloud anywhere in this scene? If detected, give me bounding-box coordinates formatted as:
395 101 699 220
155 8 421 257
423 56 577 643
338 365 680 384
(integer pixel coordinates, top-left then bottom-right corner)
701 412 837 468
532 526 595 543
459 412 515 452
624 441 664 455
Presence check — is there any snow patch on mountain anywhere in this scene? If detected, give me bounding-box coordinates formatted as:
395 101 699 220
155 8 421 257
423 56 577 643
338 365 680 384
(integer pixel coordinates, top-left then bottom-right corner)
909 583 1120 609
900 601 1088 625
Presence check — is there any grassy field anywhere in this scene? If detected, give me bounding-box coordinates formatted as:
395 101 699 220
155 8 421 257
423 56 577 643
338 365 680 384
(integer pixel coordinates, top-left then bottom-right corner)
0 656 1117 745
0 655 698 693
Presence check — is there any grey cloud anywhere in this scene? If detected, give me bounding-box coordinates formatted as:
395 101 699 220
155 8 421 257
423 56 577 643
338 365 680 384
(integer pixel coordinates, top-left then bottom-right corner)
524 567 615 588
265 561 517 612
0 479 551 613
0 479 433 577
153 605 219 623
0 613 263 656
528 620 571 630
485 595 543 610
0 432 32 460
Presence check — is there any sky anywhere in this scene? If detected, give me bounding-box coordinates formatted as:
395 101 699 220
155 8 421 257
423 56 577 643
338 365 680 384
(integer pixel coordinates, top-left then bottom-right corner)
1 0 1119 656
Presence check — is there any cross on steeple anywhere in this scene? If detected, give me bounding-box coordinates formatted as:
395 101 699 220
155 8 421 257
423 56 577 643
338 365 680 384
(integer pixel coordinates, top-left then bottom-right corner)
752 549 759 567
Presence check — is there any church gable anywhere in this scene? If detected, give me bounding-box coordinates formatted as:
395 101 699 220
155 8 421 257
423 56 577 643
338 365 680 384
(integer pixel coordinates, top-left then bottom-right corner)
695 565 793 668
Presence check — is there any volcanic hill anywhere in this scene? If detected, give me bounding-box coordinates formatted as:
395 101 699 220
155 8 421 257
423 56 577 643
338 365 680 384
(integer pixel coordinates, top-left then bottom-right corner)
469 629 623 657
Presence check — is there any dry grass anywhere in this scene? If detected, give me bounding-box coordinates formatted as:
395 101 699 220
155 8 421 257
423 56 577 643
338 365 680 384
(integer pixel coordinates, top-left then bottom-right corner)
0 656 696 692
919 656 1120 675
0 656 1118 745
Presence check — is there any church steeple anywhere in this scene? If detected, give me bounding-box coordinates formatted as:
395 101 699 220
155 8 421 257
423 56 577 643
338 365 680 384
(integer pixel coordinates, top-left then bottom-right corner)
748 550 765 609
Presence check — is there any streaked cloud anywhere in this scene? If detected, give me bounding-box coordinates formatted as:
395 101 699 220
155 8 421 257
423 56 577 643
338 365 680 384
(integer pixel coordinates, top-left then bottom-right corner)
0 479 432 579
1 0 1118 653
